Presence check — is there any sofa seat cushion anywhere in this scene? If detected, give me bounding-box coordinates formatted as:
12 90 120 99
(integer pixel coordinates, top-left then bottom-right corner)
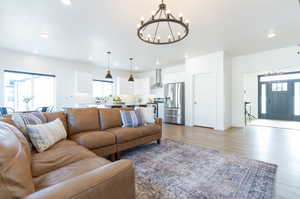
70 131 116 150
140 124 161 136
34 157 110 191
106 127 144 144
32 140 97 177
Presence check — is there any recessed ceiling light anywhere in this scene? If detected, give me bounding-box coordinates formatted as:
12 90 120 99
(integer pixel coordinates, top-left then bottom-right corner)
61 0 72 6
40 32 49 39
267 31 276 38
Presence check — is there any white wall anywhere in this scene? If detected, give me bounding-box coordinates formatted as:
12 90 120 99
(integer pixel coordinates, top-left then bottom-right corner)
186 51 231 130
232 45 300 127
243 73 259 118
137 51 232 131
223 53 232 129
0 48 129 110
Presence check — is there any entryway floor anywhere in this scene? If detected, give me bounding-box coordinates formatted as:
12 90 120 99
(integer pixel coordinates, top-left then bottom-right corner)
248 119 300 130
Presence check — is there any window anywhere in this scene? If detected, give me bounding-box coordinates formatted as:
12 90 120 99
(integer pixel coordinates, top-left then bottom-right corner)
295 82 300 116
271 82 288 92
4 70 55 111
92 80 113 98
261 84 267 114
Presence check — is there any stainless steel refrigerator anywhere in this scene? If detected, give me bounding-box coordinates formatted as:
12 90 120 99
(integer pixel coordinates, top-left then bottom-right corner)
164 82 185 125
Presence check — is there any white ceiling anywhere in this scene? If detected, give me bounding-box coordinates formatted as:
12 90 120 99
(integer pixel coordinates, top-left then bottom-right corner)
0 0 299 71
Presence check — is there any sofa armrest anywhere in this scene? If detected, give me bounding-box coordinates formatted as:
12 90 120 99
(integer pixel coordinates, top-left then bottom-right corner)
154 117 162 126
24 160 135 199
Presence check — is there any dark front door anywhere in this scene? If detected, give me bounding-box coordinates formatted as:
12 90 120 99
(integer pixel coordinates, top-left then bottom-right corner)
266 82 290 120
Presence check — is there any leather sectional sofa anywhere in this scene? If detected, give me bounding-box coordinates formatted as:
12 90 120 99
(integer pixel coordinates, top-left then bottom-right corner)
0 107 162 199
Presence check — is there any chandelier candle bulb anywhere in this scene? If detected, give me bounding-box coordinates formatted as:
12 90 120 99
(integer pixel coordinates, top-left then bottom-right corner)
166 10 171 18
157 36 161 43
140 17 145 25
178 32 181 39
185 19 190 27
152 11 155 20
179 13 183 21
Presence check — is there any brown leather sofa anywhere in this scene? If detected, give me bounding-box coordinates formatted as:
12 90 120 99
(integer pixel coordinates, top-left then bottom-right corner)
0 107 162 199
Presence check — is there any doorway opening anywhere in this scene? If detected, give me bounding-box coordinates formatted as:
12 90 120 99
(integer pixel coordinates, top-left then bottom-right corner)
247 71 300 130
258 72 300 121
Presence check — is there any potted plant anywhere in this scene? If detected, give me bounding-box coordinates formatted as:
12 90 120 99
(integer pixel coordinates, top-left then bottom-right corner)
23 96 33 111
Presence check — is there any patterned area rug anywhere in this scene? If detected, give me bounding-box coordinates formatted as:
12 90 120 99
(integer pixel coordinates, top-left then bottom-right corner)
122 139 277 199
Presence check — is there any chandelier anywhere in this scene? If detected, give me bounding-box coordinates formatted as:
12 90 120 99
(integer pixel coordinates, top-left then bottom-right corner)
137 0 189 45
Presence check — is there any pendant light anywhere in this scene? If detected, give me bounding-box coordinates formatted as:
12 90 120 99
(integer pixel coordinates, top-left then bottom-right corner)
105 51 113 79
128 58 135 82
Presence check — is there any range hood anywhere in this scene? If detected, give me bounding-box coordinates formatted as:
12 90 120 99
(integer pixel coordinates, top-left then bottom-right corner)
151 68 163 89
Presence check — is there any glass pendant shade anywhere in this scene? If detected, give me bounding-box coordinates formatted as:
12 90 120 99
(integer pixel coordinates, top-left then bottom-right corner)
105 51 112 79
128 58 135 82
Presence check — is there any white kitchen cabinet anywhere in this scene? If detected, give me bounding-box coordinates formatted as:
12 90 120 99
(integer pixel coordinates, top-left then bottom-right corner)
115 77 150 96
74 71 92 93
134 78 150 95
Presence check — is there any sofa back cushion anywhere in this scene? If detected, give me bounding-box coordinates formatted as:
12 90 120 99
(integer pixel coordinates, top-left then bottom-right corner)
43 112 68 132
98 108 133 130
67 108 100 135
0 122 35 199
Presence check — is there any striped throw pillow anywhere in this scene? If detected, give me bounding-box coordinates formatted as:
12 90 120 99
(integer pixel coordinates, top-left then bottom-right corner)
12 113 43 150
120 110 144 128
27 119 67 152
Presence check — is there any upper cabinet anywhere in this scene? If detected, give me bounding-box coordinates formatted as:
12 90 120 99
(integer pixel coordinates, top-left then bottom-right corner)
74 71 92 93
134 78 150 96
115 77 150 96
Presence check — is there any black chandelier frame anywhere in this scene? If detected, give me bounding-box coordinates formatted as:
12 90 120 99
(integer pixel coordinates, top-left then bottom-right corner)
137 0 189 45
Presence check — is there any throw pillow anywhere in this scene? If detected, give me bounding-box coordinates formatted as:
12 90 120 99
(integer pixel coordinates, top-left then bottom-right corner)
120 110 144 128
31 111 47 123
27 119 67 152
12 113 43 149
135 107 155 124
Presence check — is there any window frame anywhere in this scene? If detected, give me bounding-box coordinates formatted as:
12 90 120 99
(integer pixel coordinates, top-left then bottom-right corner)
92 79 113 98
3 70 56 111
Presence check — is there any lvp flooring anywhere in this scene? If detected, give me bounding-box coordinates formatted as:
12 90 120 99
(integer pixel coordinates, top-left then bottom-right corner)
161 124 300 199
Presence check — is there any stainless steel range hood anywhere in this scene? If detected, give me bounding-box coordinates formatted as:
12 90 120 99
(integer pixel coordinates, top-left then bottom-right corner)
151 68 163 89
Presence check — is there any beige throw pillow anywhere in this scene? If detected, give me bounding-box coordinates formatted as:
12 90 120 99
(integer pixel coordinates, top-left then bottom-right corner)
27 119 67 152
135 107 155 124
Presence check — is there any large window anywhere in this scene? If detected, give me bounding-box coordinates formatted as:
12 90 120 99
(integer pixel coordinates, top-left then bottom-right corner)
4 70 55 111
92 80 113 98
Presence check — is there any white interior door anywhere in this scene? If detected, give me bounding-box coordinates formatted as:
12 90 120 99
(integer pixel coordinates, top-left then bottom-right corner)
193 73 217 128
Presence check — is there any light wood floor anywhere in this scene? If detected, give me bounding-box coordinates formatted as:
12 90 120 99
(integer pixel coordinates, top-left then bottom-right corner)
161 124 300 199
